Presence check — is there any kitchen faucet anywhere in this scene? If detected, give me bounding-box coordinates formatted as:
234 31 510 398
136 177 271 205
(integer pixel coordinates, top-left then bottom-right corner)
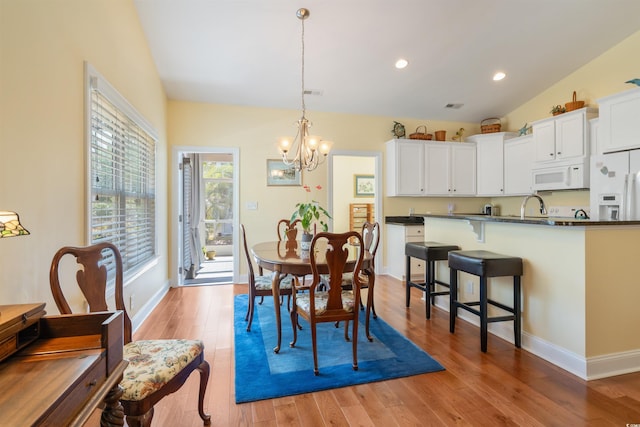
520 193 547 219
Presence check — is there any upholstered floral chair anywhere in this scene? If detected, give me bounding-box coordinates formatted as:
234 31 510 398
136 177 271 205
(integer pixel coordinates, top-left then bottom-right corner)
49 242 211 427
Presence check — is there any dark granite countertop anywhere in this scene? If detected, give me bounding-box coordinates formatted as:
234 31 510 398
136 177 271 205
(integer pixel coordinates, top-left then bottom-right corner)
415 213 640 227
385 216 424 225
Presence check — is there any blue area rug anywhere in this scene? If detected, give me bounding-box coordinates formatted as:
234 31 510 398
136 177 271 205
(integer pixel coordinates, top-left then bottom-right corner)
233 294 444 403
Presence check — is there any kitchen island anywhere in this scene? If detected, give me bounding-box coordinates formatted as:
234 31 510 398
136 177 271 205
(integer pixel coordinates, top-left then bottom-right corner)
413 212 640 380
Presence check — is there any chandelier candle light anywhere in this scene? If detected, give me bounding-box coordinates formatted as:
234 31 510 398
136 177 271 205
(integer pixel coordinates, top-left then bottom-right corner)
277 8 333 172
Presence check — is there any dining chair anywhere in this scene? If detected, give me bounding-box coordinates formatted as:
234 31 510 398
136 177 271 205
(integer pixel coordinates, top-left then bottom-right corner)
277 218 302 242
289 231 365 375
331 221 380 340
241 224 294 332
276 218 313 288
49 242 211 427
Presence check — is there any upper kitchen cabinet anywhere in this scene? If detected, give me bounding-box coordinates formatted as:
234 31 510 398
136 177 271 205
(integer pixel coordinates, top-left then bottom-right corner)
385 139 425 196
504 135 535 195
467 132 517 196
598 87 640 153
424 142 476 196
385 139 476 197
532 107 598 163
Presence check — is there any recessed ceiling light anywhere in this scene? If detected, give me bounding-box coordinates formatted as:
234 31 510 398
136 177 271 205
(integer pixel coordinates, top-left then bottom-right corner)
493 71 506 81
395 59 408 69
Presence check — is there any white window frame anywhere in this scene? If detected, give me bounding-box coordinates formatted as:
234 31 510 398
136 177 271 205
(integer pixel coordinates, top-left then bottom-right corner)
84 62 159 284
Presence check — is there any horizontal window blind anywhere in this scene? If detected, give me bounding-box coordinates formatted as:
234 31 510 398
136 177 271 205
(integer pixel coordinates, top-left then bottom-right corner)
87 64 157 279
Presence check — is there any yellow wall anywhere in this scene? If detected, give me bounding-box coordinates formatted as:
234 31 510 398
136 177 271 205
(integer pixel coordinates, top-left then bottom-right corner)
585 227 640 356
0 1 167 315
167 101 478 276
332 156 375 233
503 31 640 133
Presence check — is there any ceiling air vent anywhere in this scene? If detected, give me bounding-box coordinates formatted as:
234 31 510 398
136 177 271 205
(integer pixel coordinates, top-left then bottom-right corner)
445 103 464 109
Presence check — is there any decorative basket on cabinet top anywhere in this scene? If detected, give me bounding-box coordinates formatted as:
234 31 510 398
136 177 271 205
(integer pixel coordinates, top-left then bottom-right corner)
480 117 501 134
409 125 431 140
565 91 585 112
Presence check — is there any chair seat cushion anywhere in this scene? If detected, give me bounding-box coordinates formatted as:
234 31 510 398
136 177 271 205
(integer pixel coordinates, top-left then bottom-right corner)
295 291 356 314
320 271 371 289
122 339 204 401
254 274 293 291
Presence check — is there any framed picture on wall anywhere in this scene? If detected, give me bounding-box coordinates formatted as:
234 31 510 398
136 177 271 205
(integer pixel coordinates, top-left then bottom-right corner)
267 159 302 186
354 174 375 197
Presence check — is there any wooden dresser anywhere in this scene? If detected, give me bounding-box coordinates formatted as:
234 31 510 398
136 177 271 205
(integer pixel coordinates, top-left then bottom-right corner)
349 203 374 237
0 304 127 427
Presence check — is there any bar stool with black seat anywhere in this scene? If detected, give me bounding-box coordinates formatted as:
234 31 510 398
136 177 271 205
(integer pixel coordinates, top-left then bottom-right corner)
448 250 523 352
405 241 460 319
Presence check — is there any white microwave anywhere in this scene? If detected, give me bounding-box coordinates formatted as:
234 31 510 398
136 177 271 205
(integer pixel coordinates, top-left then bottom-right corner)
532 163 589 191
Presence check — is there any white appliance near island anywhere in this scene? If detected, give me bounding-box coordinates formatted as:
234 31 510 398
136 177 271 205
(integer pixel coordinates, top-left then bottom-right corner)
590 149 640 220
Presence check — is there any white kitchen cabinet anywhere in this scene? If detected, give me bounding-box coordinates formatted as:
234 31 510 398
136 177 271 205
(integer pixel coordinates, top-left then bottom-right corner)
424 142 476 196
534 119 556 162
386 224 425 281
504 135 534 195
631 149 640 172
468 132 517 196
533 107 597 163
590 118 599 155
385 139 424 196
598 87 640 153
385 139 476 196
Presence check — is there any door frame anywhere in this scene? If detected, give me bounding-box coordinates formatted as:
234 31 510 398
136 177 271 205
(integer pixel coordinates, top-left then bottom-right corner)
328 150 383 275
171 146 240 287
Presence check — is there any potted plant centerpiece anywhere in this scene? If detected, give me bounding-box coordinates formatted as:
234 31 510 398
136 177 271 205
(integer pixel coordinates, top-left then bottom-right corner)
290 185 332 250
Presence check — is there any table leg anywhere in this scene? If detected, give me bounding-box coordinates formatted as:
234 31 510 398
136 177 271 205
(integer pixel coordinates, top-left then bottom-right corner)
100 383 125 427
271 268 282 353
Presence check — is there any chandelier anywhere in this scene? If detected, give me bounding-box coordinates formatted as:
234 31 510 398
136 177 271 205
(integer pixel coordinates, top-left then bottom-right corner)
277 8 333 172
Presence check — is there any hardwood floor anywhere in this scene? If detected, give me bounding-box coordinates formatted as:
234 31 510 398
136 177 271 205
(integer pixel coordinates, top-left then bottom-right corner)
124 275 640 426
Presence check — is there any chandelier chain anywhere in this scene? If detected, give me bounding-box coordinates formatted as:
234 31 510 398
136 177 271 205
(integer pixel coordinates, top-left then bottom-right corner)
301 15 306 116
276 8 332 172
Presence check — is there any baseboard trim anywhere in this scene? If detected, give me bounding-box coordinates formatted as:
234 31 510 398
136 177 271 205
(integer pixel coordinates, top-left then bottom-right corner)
587 349 640 380
435 299 640 380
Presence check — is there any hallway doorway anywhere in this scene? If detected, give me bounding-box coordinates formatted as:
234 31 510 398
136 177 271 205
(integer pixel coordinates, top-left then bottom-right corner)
172 147 240 287
328 150 383 275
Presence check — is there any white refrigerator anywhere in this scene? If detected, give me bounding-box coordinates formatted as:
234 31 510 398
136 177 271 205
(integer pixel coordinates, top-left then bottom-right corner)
590 150 640 220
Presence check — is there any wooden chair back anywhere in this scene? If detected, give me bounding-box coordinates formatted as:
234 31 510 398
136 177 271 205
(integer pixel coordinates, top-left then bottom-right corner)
277 218 301 241
241 224 257 285
361 221 380 271
49 242 132 343
309 231 364 316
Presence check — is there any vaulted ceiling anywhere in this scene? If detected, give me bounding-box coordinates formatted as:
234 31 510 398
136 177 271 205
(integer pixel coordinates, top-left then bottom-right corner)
134 0 640 122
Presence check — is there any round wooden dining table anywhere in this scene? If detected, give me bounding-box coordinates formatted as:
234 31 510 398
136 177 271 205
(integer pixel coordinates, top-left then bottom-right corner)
251 239 373 353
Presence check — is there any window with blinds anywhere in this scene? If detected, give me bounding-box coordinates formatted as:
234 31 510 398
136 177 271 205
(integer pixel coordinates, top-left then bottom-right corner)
86 63 157 277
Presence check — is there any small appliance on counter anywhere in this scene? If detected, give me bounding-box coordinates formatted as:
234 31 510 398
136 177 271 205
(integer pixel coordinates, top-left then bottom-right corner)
482 204 500 216
590 150 640 220
547 206 590 219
